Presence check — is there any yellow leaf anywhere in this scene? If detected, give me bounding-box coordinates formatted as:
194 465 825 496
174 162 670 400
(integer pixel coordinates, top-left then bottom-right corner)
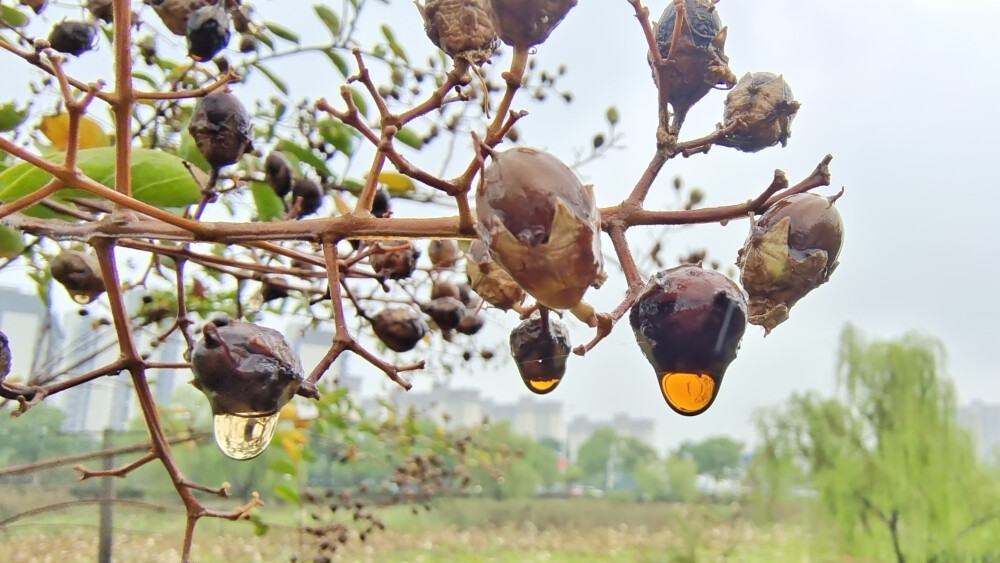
280 436 302 463
332 193 352 216
278 403 298 420
40 112 111 150
377 171 415 194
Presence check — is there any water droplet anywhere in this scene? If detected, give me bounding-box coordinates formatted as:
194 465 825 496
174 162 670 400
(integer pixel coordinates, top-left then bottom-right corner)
213 412 280 460
72 292 95 304
524 378 560 394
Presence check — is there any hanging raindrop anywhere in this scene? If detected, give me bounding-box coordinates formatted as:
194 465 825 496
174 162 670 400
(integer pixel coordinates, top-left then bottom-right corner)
213 412 281 460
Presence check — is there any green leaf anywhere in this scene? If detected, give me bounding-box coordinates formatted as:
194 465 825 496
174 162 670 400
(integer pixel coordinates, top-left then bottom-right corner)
394 126 423 149
250 181 286 222
0 4 29 27
0 102 28 132
322 49 350 78
0 147 203 218
349 87 369 119
249 514 270 537
254 30 274 50
314 4 341 37
178 131 211 172
318 119 355 155
251 63 288 95
0 224 25 258
264 21 300 43
276 139 333 179
380 24 408 63
273 483 300 505
269 459 299 477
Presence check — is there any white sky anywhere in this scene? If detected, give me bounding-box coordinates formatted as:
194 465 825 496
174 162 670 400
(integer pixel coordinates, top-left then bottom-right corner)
2 0 999 452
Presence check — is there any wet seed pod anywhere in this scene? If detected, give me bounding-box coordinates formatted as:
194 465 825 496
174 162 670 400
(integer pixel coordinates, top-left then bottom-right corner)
456 313 485 336
421 297 466 331
476 147 605 311
370 241 419 280
264 151 294 198
151 0 212 36
48 21 98 57
191 319 303 460
371 308 429 353
465 240 525 311
291 178 323 217
510 314 570 395
0 331 11 381
50 250 106 304
629 264 747 417
187 90 253 170
653 0 736 119
417 0 498 63
431 280 461 301
489 0 577 48
428 239 460 269
86 0 113 23
719 72 801 153
186 4 231 62
737 192 844 334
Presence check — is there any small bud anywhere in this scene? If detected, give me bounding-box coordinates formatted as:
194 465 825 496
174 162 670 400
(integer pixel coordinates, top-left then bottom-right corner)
605 106 620 125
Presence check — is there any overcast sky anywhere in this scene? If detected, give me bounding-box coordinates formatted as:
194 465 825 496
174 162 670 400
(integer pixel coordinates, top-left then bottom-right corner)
3 0 999 452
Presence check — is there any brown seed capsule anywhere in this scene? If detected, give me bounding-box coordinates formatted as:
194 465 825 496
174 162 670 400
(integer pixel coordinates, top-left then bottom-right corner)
371 241 419 280
476 147 605 311
719 72 801 153
489 0 577 48
431 281 461 301
372 187 391 218
264 151 294 198
653 0 736 120
187 90 253 170
48 21 98 57
151 0 212 36
510 314 570 395
51 250 106 304
465 240 525 311
629 264 747 416
737 192 844 334
456 313 485 336
86 0 114 22
421 297 466 331
291 179 323 217
187 4 231 62
371 308 429 353
417 0 498 63
191 318 303 460
428 239 460 269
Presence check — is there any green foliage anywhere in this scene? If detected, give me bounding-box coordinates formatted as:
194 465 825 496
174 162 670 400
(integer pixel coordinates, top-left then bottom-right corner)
677 436 744 479
754 325 1000 561
0 404 97 472
635 455 698 502
576 428 656 489
471 422 560 500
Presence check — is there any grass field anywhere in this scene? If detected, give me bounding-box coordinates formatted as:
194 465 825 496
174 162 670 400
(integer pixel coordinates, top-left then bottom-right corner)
0 490 844 562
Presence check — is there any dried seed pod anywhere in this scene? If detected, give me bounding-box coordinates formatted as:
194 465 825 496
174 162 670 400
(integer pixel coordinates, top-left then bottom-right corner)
151 0 212 36
372 187 391 218
719 72 801 153
428 239 460 269
737 192 843 334
370 241 419 280
48 21 97 56
417 0 498 63
371 308 429 353
187 4 231 62
510 314 570 395
421 297 466 331
264 151 294 198
191 319 303 460
489 0 577 48
187 90 253 170
291 179 323 217
86 0 113 22
653 0 736 119
20 0 46 15
51 250 106 304
431 280 461 300
475 147 605 311
455 313 485 336
629 264 748 416
465 240 525 310
0 331 11 381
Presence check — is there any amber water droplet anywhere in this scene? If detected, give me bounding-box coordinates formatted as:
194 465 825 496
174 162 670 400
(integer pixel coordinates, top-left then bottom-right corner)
213 412 280 460
660 372 716 415
526 378 559 394
72 292 95 305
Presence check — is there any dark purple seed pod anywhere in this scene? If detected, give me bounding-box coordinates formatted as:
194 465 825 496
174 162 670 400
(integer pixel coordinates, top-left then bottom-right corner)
187 90 253 170
371 308 429 353
48 21 98 56
510 314 570 395
186 4 231 62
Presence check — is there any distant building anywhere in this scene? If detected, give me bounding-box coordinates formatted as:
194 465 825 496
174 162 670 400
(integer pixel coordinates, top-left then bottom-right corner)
566 413 656 462
960 400 1000 460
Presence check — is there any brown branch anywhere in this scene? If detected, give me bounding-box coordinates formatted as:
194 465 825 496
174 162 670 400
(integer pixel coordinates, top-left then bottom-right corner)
0 499 177 529
0 37 115 104
134 69 240 100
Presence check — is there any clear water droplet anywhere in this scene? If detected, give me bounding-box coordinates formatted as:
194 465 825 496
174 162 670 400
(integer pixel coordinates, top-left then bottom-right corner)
213 412 280 460
72 292 94 304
